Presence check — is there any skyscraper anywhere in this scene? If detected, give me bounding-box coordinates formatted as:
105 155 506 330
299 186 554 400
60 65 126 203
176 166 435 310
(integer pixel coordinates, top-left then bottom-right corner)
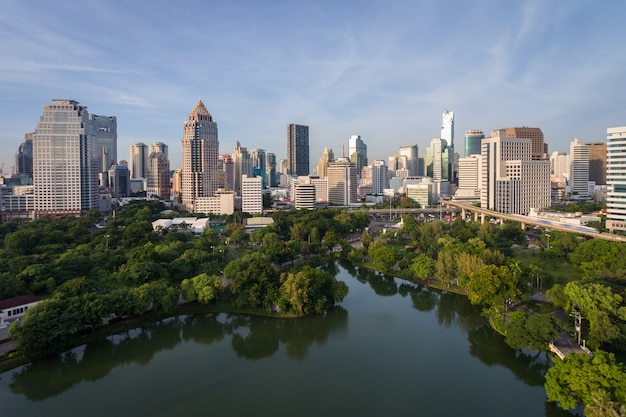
14 133 33 178
425 138 450 182
587 142 607 185
233 141 251 195
317 147 334 178
287 124 309 176
349 135 367 174
569 138 589 197
370 160 388 195
129 142 148 179
480 129 550 214
181 100 219 212
464 130 484 157
606 127 626 233
327 150 357 206
90 114 117 174
33 99 99 216
147 145 170 200
398 145 419 177
441 111 454 148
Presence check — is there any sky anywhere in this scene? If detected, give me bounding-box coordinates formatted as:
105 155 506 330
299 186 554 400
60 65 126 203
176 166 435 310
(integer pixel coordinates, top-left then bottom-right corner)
1 0 625 173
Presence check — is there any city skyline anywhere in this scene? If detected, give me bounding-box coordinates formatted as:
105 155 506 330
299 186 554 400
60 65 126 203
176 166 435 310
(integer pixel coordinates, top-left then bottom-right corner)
2 1 626 173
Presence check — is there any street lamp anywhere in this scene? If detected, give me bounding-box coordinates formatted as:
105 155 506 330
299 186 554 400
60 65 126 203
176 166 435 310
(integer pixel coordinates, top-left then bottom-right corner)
545 231 551 250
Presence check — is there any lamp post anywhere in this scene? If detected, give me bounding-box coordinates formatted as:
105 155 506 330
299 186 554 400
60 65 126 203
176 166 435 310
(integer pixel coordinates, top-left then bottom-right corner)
545 231 551 250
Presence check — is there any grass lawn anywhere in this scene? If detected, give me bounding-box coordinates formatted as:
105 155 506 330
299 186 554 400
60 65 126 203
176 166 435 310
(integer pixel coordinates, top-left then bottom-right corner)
514 247 579 287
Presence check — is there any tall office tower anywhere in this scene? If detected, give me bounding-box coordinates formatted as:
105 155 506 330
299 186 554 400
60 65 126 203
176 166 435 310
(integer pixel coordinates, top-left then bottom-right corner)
587 142 607 185
279 159 288 175
550 151 570 177
33 99 99 216
311 176 328 202
241 174 262 214
181 100 219 212
147 150 171 200
348 135 368 174
150 142 169 159
172 169 182 205
90 114 117 174
265 152 277 188
569 138 589 197
327 150 358 205
370 160 388 195
287 124 309 176
317 147 334 178
606 127 626 232
294 177 316 210
219 154 235 191
14 133 33 178
358 166 372 198
233 141 251 195
504 127 545 160
480 129 550 214
441 111 454 149
108 164 131 198
425 138 451 181
398 145 418 176
129 142 148 179
249 148 266 188
464 130 484 157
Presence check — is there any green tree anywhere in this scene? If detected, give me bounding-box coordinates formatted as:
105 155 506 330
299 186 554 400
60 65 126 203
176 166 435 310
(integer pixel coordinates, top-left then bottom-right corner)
410 253 435 280
368 241 397 271
182 273 222 304
435 250 457 287
545 350 626 413
504 311 560 351
466 265 519 307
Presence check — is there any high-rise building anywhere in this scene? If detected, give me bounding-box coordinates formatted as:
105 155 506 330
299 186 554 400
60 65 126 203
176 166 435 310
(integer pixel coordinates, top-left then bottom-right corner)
441 111 454 149
14 133 33 178
588 142 607 185
606 127 626 233
250 148 266 188
370 160 388 195
317 147 334 178
425 138 451 182
181 100 219 212
569 138 589 197
287 124 309 176
147 150 170 200
348 135 367 174
90 114 117 175
219 153 235 191
150 142 168 159
327 151 357 206
294 177 316 210
398 145 418 177
33 99 99 216
457 155 481 192
550 151 570 177
464 130 484 157
241 174 262 214
504 127 545 160
108 164 131 198
480 129 550 214
233 141 251 195
265 152 277 188
129 142 148 180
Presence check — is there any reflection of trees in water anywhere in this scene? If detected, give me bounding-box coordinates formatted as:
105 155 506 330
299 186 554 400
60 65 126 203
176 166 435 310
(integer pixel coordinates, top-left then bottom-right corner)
367 273 398 296
467 326 552 387
231 307 348 361
8 307 349 401
436 291 483 332
398 283 439 312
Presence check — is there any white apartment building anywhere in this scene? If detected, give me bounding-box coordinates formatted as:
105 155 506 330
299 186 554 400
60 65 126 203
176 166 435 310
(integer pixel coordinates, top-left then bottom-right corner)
194 189 235 215
606 126 626 233
570 138 590 197
241 175 262 214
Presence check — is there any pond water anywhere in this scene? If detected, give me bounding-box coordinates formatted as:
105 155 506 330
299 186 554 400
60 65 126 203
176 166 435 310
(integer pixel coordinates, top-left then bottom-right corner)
0 262 570 416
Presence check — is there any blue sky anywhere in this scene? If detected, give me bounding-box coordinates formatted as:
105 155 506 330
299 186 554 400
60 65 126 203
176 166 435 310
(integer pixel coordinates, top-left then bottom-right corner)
1 0 625 173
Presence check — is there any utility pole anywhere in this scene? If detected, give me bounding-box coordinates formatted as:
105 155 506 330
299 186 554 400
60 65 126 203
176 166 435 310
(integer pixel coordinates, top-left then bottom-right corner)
571 310 583 346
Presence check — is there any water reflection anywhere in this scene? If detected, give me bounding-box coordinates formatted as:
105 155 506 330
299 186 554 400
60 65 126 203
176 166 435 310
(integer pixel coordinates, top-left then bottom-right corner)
7 309 348 401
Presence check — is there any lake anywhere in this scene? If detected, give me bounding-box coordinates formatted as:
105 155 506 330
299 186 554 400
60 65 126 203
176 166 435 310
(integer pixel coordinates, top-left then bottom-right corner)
0 261 571 416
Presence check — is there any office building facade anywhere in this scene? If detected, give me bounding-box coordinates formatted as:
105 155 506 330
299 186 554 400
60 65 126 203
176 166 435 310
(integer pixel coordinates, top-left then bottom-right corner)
287 124 309 176
606 126 626 232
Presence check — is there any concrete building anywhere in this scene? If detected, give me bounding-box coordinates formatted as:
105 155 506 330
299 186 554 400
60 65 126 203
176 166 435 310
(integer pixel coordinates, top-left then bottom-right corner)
287 124 309 176
327 154 358 205
33 99 99 217
294 180 316 210
194 189 235 215
550 151 570 177
129 142 148 180
398 145 418 177
504 127 545 160
606 126 626 233
569 138 590 197
90 114 117 182
455 154 481 201
310 176 328 203
480 129 550 215
241 174 262 214
425 138 451 182
233 141 251 196
370 160 388 195
14 133 33 178
181 100 219 212
147 150 170 200
108 164 131 198
406 177 436 208
317 147 334 178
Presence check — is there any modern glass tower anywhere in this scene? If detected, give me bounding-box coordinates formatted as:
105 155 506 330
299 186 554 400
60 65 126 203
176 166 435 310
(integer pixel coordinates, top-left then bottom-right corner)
287 124 309 176
181 100 219 212
464 130 484 157
33 99 99 216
